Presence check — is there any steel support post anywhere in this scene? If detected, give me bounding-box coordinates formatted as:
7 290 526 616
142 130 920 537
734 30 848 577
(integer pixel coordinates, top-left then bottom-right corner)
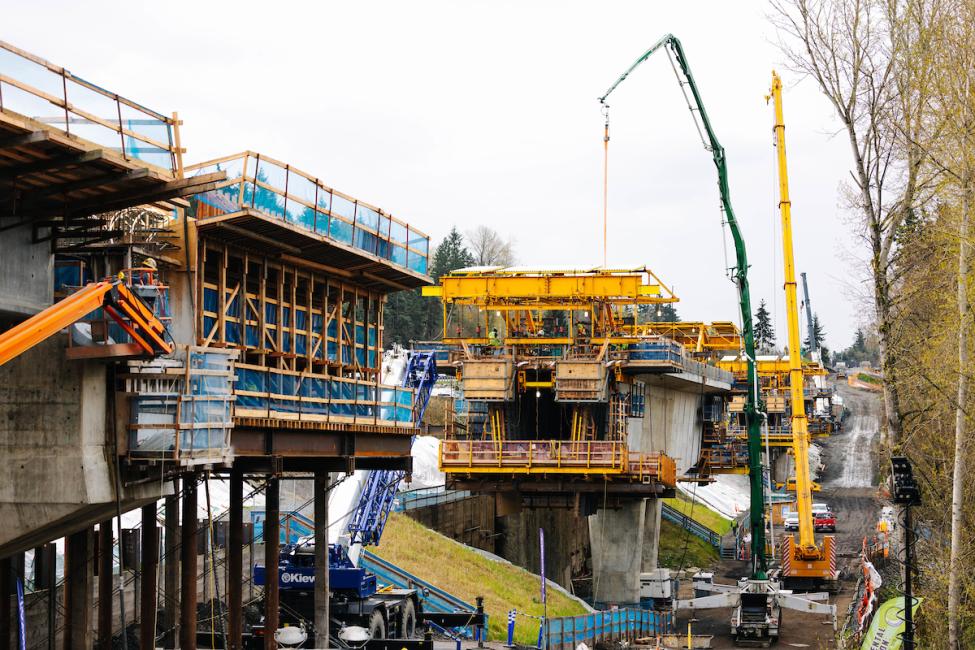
64 528 93 650
163 490 180 649
314 471 330 645
263 476 280 650
141 504 160 650
180 477 198 650
228 469 243 650
97 522 113 650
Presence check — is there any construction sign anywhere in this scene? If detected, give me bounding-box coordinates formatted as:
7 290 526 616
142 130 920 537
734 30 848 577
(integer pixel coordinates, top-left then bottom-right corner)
860 597 922 649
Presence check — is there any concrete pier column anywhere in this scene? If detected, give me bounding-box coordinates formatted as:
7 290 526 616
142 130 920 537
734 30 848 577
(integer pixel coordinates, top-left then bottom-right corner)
63 528 93 650
227 469 243 650
180 477 198 650
589 501 647 606
97 521 113 650
163 490 179 649
1 556 10 650
641 500 662 572
314 471 330 644
141 504 160 650
263 476 280 650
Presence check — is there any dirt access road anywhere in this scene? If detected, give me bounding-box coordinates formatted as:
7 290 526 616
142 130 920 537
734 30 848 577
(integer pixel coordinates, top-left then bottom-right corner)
673 380 882 649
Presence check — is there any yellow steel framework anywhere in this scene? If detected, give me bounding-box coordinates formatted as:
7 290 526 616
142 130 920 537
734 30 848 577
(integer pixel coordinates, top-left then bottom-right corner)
424 266 684 344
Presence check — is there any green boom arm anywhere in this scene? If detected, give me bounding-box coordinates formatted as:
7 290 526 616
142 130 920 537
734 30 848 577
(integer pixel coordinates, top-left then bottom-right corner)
599 34 767 578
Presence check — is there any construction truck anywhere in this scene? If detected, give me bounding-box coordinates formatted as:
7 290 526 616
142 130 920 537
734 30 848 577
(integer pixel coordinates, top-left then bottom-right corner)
599 39 835 647
250 542 422 647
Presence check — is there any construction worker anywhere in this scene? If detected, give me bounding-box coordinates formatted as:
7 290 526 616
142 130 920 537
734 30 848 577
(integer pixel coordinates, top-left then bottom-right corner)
489 328 501 347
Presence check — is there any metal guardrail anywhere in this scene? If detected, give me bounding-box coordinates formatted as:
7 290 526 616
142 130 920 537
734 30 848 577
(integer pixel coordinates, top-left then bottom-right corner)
439 440 677 486
185 152 430 275
0 41 181 174
661 502 721 548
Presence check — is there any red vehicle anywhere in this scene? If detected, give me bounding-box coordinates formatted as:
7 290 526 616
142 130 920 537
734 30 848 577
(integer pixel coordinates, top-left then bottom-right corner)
813 510 836 532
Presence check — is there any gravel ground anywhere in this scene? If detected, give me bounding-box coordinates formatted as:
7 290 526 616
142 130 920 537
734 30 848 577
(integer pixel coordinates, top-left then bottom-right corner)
672 380 882 649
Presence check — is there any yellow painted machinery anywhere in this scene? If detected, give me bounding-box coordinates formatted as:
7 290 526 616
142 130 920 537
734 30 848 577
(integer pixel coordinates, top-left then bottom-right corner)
769 71 837 590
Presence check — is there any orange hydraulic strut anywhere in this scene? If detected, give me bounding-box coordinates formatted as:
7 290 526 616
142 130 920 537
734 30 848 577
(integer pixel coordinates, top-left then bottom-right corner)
0 276 173 367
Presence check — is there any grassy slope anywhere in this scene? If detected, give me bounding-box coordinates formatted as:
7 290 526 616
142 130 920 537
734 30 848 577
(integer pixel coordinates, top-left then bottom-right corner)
370 512 588 644
662 494 733 535
656 518 719 569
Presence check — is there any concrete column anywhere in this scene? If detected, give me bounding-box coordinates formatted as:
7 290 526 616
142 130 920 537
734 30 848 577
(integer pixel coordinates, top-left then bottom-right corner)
263 477 279 650
141 504 159 650
63 528 93 650
180 478 198 650
314 471 329 645
641 500 662 571
227 470 243 650
1 556 10 650
97 521 113 650
588 501 646 606
163 490 179 649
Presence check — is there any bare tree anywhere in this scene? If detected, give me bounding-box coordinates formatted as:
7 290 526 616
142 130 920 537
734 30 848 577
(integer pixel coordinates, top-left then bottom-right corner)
771 0 934 451
465 226 516 267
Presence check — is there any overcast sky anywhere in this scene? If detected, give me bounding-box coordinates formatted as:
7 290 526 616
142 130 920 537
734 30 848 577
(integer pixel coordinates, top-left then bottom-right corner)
6 1 871 350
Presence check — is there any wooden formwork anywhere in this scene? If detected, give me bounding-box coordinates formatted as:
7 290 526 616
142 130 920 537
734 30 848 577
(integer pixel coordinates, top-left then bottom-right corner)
460 358 514 401
555 360 608 401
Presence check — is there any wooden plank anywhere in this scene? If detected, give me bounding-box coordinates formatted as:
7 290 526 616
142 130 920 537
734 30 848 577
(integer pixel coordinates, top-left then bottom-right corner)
0 130 50 150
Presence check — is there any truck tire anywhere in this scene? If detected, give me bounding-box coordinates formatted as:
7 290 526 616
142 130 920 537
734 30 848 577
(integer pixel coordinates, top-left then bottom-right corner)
400 600 417 638
368 610 386 639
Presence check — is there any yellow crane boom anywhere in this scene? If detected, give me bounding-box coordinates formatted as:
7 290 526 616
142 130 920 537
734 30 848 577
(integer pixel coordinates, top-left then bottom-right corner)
770 71 819 559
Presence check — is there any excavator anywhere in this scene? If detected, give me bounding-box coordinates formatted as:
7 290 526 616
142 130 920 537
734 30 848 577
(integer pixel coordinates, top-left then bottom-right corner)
599 38 835 646
769 71 838 592
0 269 173 367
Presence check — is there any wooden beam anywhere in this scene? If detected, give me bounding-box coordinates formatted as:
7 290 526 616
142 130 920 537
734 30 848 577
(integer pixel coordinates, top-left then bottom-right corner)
20 167 150 201
0 130 50 150
0 149 104 179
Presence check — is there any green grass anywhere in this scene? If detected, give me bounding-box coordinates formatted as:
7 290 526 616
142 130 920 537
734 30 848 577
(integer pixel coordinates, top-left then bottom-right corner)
857 372 882 384
663 494 733 535
370 512 588 644
657 519 719 569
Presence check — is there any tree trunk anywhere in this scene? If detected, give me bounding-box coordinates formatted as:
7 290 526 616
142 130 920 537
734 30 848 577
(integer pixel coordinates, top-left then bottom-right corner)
948 166 972 650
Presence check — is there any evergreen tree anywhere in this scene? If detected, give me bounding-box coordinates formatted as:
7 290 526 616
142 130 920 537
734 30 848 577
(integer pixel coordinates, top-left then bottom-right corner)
383 227 474 346
638 303 680 322
754 299 776 352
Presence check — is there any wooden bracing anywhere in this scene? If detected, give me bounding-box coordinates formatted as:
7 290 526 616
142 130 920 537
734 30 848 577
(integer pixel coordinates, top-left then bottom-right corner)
198 239 385 380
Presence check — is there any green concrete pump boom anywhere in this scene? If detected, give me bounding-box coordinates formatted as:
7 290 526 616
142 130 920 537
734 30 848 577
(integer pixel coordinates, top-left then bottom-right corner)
599 34 767 578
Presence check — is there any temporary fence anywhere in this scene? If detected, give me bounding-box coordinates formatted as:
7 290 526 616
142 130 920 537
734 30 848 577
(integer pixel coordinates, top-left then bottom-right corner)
525 608 673 650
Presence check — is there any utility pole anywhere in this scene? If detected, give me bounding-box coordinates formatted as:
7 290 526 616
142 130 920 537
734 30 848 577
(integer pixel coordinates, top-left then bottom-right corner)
890 457 921 650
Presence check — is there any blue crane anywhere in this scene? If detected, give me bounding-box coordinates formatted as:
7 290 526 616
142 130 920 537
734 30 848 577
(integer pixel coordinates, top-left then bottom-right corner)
347 352 439 546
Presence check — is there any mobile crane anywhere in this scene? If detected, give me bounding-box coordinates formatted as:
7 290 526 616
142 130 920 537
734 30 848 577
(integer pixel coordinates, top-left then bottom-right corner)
599 37 834 646
769 71 837 591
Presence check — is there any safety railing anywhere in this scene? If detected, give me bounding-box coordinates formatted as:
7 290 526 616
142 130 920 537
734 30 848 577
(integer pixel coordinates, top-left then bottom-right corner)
125 347 237 464
0 41 180 174
439 440 676 485
661 502 722 547
234 363 415 427
185 152 430 275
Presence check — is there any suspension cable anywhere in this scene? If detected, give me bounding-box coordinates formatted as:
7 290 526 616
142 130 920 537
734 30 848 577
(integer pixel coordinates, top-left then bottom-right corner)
601 104 610 268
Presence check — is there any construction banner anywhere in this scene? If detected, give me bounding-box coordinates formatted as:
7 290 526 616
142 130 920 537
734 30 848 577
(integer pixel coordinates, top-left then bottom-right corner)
860 597 922 650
